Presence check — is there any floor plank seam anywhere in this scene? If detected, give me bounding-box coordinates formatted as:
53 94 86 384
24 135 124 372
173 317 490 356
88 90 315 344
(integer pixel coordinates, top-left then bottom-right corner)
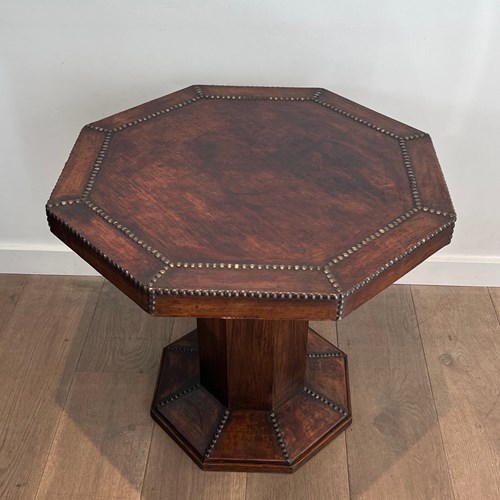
139 421 157 499
74 279 105 371
0 275 28 339
487 288 500 326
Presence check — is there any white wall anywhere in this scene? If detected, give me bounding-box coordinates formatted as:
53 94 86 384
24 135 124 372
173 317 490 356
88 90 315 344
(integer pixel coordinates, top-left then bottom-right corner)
1 0 499 285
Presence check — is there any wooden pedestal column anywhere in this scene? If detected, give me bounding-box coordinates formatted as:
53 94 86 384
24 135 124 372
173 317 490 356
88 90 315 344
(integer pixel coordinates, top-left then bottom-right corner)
198 318 308 411
151 319 351 473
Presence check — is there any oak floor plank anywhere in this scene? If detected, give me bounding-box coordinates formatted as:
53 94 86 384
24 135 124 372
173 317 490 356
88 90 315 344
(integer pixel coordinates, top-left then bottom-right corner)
0 274 27 333
77 281 174 373
141 426 246 500
2 276 497 498
36 372 155 499
141 317 247 500
169 317 196 343
412 286 500 500
338 285 453 500
245 320 349 500
0 275 102 499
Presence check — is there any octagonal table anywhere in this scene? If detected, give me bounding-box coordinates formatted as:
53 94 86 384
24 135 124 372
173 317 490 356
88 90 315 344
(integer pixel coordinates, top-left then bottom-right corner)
47 85 455 473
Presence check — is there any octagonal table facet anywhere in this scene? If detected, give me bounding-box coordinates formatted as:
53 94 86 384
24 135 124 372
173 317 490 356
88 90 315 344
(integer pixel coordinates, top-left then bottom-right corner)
47 85 455 472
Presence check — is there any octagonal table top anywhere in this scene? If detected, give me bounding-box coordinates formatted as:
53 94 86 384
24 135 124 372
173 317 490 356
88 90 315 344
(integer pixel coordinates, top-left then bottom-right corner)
47 85 455 320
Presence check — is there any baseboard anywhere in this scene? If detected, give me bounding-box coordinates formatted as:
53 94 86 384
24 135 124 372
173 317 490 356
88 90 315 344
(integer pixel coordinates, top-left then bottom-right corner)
395 255 500 287
0 244 98 276
0 245 499 287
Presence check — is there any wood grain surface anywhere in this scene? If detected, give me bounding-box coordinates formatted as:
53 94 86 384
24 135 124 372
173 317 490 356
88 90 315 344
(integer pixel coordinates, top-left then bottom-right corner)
1 276 497 499
337 285 453 499
412 286 500 500
141 425 247 500
0 274 26 330
36 372 155 499
77 281 173 373
141 318 247 500
47 85 455 320
489 286 500 319
0 276 102 499
150 322 350 473
245 320 350 500
197 318 307 409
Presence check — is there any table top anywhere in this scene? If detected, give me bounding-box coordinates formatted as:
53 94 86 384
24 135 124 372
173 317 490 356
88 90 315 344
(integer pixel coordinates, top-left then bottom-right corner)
47 85 455 320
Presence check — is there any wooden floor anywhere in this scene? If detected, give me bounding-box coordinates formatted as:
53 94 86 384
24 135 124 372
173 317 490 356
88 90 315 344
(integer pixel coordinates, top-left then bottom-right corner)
0 275 498 500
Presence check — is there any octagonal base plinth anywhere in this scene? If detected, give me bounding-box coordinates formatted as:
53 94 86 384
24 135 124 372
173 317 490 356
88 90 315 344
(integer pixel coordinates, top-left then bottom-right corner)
151 326 351 473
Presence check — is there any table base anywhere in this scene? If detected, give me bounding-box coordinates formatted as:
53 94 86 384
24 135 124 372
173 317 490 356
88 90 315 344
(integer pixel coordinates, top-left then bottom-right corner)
151 320 351 473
